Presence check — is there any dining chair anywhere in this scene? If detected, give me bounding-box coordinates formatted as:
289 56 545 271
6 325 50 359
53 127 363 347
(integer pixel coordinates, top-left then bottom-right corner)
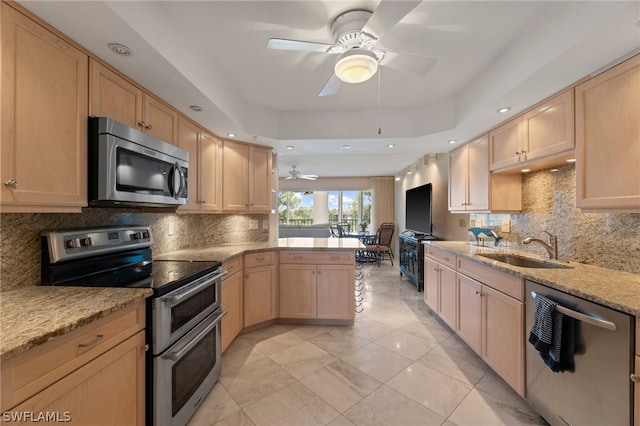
365 223 395 266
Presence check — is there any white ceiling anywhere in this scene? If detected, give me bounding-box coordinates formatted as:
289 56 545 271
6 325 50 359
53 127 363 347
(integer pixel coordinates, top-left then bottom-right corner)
19 1 640 178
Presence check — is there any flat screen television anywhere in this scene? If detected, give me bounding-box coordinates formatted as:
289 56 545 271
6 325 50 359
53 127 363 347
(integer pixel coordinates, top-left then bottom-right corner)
405 183 433 235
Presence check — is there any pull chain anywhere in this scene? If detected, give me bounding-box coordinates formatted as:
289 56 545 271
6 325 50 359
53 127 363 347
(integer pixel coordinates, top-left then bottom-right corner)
377 67 382 135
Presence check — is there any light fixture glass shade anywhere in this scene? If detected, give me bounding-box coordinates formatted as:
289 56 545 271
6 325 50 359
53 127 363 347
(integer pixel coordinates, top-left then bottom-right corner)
334 49 378 83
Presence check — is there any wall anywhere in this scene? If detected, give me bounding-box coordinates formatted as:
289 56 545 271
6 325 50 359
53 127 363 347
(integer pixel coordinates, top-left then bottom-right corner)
1 210 268 291
470 164 640 274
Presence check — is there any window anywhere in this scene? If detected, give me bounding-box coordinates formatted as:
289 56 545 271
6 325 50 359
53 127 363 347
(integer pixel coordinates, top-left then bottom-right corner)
278 190 371 230
278 191 314 225
328 191 371 231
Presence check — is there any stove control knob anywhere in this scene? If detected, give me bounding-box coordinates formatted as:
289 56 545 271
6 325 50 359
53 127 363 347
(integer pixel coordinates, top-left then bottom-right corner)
80 237 92 247
142 231 150 239
131 232 144 240
65 238 81 249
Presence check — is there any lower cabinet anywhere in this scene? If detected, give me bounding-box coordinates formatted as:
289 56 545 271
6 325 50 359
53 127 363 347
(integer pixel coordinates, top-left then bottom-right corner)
243 251 278 327
456 274 482 354
221 256 243 352
424 247 457 329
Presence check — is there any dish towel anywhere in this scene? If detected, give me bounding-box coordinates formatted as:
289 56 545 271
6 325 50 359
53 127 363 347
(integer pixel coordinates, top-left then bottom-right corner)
529 294 575 372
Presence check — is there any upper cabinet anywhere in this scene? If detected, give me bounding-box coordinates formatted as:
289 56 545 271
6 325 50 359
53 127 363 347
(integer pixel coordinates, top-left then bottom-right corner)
575 54 640 212
222 141 272 213
449 135 521 213
489 89 575 172
177 118 223 212
89 59 178 144
1 3 88 212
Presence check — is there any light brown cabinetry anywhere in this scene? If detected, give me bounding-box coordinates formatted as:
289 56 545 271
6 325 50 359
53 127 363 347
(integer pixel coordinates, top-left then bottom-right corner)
244 251 278 327
635 317 640 426
424 246 457 329
279 251 355 321
89 59 178 144
221 256 243 353
489 89 574 172
449 135 521 213
222 141 272 212
177 117 223 212
456 273 482 354
1 301 146 424
575 54 640 212
1 3 88 212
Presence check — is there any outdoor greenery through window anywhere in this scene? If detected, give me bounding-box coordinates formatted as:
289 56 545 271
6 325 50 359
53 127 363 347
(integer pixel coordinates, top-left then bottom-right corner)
279 191 371 231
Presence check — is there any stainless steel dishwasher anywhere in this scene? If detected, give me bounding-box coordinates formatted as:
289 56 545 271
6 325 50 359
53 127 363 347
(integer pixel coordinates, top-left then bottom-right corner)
525 280 633 426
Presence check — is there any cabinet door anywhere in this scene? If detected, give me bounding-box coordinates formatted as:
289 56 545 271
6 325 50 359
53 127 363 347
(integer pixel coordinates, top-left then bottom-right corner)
177 117 200 211
317 264 353 320
89 59 142 129
221 271 243 353
482 285 525 396
575 54 640 212
489 117 523 171
424 258 439 311
222 141 250 211
522 89 574 162
142 94 178 144
635 356 640 426
244 264 277 326
456 274 482 354
249 146 272 212
466 135 490 211
279 264 316 319
11 331 145 426
199 131 223 211
438 264 457 329
448 147 467 210
1 5 88 211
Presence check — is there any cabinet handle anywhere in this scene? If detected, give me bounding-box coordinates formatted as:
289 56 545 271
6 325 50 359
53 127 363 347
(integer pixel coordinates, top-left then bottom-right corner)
630 374 640 383
78 334 104 348
137 121 146 129
4 180 18 189
475 290 481 296
145 124 153 131
443 257 451 261
142 344 150 352
256 257 264 261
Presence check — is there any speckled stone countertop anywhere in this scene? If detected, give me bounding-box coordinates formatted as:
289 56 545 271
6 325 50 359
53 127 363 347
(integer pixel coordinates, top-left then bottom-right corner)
154 237 365 262
425 241 640 316
0 286 152 361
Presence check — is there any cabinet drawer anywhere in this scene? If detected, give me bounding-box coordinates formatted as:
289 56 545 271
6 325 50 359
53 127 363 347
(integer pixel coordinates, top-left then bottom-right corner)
280 251 354 265
1 301 145 411
425 246 456 269
457 257 523 301
244 251 277 268
222 256 243 278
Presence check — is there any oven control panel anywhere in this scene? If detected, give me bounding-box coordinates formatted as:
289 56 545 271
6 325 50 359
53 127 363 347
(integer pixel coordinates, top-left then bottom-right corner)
42 226 152 264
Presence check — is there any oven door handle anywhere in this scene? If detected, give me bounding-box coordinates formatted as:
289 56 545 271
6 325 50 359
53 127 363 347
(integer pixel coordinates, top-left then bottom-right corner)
163 270 227 305
162 309 227 361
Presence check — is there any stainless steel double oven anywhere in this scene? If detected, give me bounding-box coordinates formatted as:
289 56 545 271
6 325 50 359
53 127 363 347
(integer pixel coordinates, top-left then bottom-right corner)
41 226 225 426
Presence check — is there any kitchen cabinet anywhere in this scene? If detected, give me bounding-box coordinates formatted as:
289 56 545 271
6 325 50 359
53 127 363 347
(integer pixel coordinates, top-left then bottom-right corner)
1 3 88 213
222 141 272 213
177 117 223 212
423 246 457 329
279 251 355 321
456 273 482 354
635 317 639 426
244 251 278 327
89 59 179 144
221 256 243 353
489 89 574 172
1 301 146 424
575 54 640 212
448 134 521 213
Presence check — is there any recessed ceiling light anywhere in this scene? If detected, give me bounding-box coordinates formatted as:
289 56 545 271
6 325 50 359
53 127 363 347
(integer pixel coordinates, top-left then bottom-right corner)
189 105 203 112
497 107 511 113
108 43 132 56
394 175 401 181
387 144 395 148
285 146 294 150
566 158 576 163
521 168 531 173
227 133 236 138
448 140 457 144
341 145 351 150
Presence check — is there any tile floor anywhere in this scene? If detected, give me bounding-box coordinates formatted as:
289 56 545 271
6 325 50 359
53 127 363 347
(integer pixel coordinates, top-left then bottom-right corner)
188 263 546 426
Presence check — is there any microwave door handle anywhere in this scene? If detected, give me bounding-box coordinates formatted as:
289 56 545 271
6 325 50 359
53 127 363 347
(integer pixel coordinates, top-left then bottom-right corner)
169 163 182 200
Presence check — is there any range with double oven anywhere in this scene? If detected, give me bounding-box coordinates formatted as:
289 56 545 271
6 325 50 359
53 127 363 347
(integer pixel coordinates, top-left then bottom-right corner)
41 226 225 426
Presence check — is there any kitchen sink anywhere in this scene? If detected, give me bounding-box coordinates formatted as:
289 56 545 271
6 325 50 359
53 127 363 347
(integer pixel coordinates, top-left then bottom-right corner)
478 253 573 269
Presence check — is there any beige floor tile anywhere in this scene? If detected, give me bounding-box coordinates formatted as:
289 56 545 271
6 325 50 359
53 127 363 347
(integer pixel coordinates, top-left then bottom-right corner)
473 370 533 413
243 382 339 426
365 307 416 328
300 359 382 413
212 410 255 426
386 360 472 418
250 330 308 356
327 415 356 426
374 329 440 360
343 385 445 426
448 389 546 426
341 342 413 382
401 317 453 343
309 328 370 357
218 356 296 407
348 317 394 342
290 324 336 340
221 337 267 376
417 337 488 386
187 382 241 426
268 340 336 379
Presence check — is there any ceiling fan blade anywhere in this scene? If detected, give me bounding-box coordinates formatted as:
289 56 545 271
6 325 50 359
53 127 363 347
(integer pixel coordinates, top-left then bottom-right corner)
300 176 317 180
318 73 342 97
381 51 436 76
361 0 422 42
284 176 294 180
267 38 337 53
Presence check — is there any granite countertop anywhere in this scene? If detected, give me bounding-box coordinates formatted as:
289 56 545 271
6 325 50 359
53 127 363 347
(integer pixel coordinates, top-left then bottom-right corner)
0 286 152 361
425 241 640 316
154 237 365 263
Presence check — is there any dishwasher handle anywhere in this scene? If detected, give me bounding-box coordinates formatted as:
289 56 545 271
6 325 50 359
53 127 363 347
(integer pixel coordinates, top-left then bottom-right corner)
530 291 617 331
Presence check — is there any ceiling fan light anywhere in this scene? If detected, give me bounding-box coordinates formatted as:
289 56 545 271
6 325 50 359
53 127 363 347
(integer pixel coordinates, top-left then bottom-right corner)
334 49 378 84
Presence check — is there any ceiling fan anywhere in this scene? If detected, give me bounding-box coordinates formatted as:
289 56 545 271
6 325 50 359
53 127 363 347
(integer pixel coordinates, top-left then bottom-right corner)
267 0 436 96
285 165 318 181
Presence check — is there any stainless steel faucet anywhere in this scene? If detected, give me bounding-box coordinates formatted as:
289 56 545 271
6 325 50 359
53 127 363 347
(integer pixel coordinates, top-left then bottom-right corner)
522 231 558 259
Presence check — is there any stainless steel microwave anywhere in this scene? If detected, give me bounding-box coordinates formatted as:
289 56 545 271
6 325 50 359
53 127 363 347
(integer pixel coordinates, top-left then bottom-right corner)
88 117 188 208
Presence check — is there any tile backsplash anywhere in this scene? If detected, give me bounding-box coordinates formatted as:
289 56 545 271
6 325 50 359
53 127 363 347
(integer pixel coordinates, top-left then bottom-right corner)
1 209 268 291
471 164 640 274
